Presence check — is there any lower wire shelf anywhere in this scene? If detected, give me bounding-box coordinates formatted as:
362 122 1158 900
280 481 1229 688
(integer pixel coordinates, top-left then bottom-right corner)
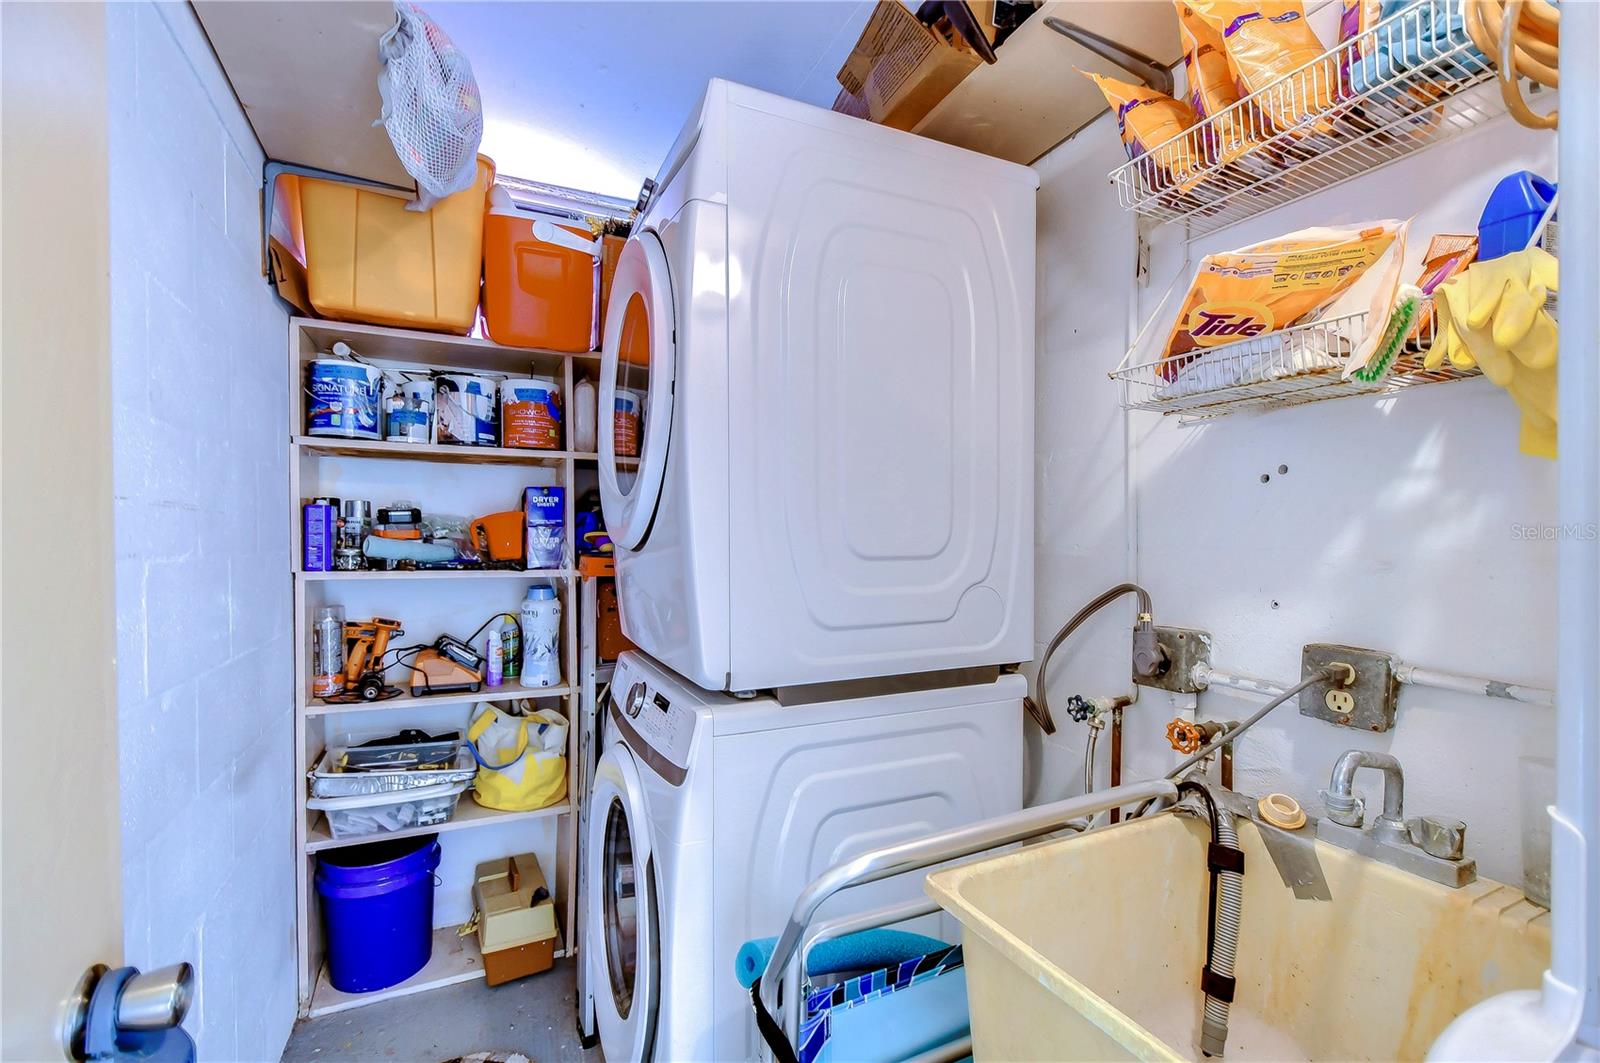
1111 301 1482 422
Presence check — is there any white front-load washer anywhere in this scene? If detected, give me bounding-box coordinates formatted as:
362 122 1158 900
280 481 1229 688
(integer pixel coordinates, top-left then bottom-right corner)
584 651 1023 1062
598 79 1038 692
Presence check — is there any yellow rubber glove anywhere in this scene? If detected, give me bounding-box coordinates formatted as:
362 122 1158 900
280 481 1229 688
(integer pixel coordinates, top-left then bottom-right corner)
1427 249 1559 458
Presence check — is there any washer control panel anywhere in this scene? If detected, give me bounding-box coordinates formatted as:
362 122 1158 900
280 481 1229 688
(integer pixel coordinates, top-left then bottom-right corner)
611 663 698 775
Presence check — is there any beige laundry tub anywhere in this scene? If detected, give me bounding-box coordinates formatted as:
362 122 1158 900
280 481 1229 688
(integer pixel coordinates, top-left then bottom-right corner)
926 812 1550 1061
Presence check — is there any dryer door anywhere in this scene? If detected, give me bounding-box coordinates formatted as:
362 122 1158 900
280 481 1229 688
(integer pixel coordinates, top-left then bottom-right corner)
599 230 676 551
587 741 660 1061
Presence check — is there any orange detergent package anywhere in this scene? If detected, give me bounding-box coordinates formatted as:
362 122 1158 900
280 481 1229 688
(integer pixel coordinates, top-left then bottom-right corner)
1176 1 1264 165
1160 221 1403 373
1184 1 1334 133
1082 70 1204 191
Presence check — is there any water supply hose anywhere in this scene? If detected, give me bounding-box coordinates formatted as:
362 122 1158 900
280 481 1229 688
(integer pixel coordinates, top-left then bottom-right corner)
1178 778 1244 1058
1032 584 1162 734
1464 0 1560 129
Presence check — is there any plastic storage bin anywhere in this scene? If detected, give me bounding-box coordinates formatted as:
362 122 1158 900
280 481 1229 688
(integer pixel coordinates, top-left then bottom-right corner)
308 741 476 799
482 186 598 352
308 780 468 839
316 834 441 992
294 156 495 335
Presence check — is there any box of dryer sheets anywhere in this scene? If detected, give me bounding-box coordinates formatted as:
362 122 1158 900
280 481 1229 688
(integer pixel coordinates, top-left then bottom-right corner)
832 0 982 130
473 853 558 985
524 486 566 570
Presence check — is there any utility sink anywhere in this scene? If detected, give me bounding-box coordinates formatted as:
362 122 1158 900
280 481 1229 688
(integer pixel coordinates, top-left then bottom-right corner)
926 811 1550 1061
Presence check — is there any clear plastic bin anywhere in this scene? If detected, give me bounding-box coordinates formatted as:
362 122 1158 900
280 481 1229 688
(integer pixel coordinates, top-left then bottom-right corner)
308 741 476 799
308 781 469 839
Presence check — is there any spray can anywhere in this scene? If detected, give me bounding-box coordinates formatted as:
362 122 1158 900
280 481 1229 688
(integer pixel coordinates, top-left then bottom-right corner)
303 498 338 572
499 615 521 681
486 629 504 688
520 585 562 687
312 605 346 698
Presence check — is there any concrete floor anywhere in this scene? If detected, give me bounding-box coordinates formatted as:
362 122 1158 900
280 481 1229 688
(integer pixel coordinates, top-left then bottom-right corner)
281 960 602 1063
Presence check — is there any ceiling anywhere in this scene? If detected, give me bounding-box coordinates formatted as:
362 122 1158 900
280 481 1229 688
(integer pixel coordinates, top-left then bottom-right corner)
429 1 874 200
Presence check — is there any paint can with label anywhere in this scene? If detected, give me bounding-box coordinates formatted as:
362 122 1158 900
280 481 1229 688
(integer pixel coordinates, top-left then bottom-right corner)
501 376 563 449
307 359 382 439
384 377 434 444
613 388 644 457
435 373 498 446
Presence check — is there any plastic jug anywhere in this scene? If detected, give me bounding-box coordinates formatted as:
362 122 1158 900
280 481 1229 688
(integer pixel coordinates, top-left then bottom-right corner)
1478 171 1556 261
520 586 562 687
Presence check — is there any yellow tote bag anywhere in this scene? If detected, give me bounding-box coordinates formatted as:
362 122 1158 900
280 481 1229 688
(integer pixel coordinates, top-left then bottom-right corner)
468 704 568 812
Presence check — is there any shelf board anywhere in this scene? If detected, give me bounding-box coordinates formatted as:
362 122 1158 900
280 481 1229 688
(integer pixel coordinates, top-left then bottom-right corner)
297 568 575 582
294 435 588 465
293 317 592 374
305 796 571 853
306 926 568 1017
305 679 574 716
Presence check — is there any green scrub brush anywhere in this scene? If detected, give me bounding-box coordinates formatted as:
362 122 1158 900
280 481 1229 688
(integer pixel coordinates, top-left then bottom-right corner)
1351 286 1423 383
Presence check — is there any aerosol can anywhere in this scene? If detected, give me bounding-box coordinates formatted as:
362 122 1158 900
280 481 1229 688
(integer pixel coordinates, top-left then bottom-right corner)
312 605 346 698
520 586 562 687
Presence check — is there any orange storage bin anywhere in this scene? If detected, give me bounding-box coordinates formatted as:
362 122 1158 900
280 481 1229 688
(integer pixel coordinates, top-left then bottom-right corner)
482 186 599 352
293 156 495 335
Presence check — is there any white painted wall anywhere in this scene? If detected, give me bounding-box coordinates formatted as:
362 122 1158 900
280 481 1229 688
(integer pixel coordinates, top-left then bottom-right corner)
1030 108 1558 891
108 3 295 1058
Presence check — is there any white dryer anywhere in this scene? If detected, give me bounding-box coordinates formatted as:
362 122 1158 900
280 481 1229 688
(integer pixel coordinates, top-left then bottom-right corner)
584 651 1023 1062
598 79 1039 692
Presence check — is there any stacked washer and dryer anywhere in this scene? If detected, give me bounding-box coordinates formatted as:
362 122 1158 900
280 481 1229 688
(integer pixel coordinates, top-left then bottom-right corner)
580 79 1038 1062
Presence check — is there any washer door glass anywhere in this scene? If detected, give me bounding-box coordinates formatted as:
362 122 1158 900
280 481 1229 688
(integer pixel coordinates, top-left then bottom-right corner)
598 230 675 551
602 797 639 1018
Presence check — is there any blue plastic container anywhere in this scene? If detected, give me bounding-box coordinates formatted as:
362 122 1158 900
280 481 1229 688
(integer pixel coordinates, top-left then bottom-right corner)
315 834 441 993
1478 171 1557 261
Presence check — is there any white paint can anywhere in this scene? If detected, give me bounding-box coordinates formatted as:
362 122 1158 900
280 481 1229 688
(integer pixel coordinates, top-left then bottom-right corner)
435 373 498 446
384 377 434 444
307 359 382 440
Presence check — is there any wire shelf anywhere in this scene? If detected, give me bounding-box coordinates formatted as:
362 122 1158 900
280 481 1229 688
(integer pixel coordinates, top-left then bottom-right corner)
1110 0 1516 237
1111 298 1481 421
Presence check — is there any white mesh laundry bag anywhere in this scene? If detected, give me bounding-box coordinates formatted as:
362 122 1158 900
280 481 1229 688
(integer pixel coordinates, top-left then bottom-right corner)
375 1 483 210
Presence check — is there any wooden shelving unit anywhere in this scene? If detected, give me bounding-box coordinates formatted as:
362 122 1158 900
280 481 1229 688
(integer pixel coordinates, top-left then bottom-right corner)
289 316 599 1015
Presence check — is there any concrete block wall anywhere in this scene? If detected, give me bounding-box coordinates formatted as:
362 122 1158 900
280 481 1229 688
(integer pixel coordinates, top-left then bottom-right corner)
107 4 294 1058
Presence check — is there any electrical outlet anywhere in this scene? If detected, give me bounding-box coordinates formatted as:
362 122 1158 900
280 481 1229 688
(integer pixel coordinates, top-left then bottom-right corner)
1324 689 1356 714
1299 643 1400 732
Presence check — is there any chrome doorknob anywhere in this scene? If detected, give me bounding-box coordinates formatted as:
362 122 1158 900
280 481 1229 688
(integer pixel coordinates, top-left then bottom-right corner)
64 961 196 1061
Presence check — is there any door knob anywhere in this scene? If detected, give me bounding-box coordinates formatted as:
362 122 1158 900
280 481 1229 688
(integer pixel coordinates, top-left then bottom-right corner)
63 962 196 1061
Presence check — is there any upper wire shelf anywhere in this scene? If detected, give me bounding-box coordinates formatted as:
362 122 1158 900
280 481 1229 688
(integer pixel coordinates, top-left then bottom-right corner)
1110 0 1516 238
1110 297 1481 421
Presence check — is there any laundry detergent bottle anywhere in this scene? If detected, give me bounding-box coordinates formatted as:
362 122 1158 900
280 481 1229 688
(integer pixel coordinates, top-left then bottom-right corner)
520 585 562 687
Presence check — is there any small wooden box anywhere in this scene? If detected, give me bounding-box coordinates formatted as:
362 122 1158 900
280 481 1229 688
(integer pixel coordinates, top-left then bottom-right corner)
473 852 558 986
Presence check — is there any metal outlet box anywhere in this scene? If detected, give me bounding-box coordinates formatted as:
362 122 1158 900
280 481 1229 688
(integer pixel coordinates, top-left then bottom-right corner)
1134 627 1212 694
1299 643 1400 732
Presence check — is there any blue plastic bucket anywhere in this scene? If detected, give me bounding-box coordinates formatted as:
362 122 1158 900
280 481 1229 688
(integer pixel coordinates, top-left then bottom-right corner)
315 834 441 993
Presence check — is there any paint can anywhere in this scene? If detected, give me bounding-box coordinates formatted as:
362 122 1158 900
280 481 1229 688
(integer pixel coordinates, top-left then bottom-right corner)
307 359 382 439
501 376 563 450
435 373 498 446
384 377 434 444
613 388 645 457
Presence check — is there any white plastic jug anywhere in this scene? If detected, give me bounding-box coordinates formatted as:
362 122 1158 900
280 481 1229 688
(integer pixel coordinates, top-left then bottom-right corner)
520 585 562 687
573 376 597 453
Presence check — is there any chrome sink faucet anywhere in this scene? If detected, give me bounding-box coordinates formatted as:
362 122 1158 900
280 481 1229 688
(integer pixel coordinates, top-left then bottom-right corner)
1317 749 1477 887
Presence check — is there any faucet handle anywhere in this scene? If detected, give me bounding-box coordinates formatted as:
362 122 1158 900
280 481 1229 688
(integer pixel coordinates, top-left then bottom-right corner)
1410 816 1467 861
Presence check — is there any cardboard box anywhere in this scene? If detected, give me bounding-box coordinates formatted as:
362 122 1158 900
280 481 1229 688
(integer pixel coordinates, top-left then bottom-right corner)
596 233 627 344
597 578 637 662
473 852 558 986
832 1 982 130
